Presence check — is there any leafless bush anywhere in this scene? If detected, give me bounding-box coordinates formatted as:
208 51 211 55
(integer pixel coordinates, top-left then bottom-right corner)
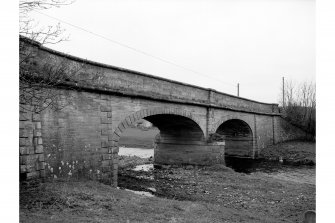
280 79 316 139
19 39 84 112
19 0 77 113
20 0 74 44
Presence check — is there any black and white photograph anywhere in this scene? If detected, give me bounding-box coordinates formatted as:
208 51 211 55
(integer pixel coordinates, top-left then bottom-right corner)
4 0 334 222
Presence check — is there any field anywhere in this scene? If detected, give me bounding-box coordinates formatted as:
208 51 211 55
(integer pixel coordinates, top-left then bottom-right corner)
118 128 159 148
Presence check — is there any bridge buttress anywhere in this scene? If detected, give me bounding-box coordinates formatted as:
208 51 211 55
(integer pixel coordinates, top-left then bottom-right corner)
253 114 258 159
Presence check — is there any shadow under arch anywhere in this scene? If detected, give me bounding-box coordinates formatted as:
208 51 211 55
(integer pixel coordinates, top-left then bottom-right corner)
111 107 205 145
110 107 220 166
215 119 254 158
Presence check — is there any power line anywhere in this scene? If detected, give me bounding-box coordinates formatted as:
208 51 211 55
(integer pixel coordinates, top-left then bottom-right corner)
32 9 236 87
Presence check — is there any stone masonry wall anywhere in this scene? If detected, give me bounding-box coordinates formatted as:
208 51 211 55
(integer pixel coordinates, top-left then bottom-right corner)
21 36 279 116
19 104 45 180
39 89 116 185
19 87 308 184
274 116 308 143
36 88 208 185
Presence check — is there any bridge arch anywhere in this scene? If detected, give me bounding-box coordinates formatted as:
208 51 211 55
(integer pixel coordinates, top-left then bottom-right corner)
110 107 205 149
212 117 255 157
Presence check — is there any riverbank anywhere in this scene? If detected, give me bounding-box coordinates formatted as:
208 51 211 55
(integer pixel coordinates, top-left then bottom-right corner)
19 179 281 223
259 141 316 165
20 141 316 222
118 163 315 222
20 162 315 223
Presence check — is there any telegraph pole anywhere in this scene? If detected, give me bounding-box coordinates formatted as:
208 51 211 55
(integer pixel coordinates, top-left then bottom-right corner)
282 77 285 108
237 83 240 97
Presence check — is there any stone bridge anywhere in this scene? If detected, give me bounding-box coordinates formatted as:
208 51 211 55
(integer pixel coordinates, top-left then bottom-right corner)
19 37 307 185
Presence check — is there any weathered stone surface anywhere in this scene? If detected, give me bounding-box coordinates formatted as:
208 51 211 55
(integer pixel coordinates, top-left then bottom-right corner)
110 147 119 154
101 141 110 148
33 129 42 137
20 165 27 173
100 105 112 112
19 113 30 121
101 117 113 124
38 154 45 162
32 114 41 121
19 147 29 155
107 112 112 118
101 129 111 136
35 145 43 154
34 122 42 129
19 138 31 147
26 171 39 178
19 129 29 138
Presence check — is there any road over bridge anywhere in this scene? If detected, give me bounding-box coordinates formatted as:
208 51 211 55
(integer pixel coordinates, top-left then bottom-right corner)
19 37 306 185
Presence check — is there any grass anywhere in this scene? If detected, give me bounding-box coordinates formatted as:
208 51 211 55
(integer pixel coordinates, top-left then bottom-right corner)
20 139 316 222
260 140 315 165
118 128 159 148
20 179 282 223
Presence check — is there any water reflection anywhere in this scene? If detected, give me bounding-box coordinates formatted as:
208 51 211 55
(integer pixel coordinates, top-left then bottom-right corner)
225 156 315 174
133 164 154 171
118 147 315 190
118 147 153 158
225 156 315 185
124 189 155 197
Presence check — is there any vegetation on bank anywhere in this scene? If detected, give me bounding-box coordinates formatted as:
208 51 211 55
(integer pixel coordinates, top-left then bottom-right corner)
20 140 315 223
280 79 316 139
20 162 315 223
260 141 315 165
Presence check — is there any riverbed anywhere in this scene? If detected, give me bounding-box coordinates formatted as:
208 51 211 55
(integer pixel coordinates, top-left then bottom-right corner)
118 146 315 186
117 146 315 222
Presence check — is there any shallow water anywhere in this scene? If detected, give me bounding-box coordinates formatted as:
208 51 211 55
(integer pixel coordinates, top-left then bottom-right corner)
133 164 154 171
118 147 154 158
119 147 315 186
124 188 155 197
225 156 315 185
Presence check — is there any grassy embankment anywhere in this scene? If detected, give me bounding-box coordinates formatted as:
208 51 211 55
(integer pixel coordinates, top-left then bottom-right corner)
118 128 159 149
20 161 315 223
259 140 315 165
20 127 315 222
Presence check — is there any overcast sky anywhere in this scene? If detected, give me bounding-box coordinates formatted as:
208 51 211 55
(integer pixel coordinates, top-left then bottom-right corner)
27 0 315 104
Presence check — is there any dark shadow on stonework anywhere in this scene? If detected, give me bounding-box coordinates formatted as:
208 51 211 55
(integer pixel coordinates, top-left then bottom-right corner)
144 114 206 165
216 119 253 157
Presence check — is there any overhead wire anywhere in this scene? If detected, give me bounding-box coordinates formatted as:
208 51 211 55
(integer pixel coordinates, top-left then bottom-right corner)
32 9 236 88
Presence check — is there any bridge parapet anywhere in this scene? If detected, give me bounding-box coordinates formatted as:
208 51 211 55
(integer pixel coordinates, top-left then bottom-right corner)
20 36 279 116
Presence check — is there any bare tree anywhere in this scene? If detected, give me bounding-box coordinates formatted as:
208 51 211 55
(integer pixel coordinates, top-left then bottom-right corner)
279 79 316 139
19 0 77 113
20 0 74 44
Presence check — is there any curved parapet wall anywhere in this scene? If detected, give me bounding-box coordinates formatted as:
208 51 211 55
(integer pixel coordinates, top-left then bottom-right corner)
20 36 280 116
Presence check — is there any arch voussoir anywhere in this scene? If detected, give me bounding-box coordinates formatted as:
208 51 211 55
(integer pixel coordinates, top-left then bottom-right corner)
211 115 241 133
121 120 129 129
134 111 141 120
111 134 120 142
111 107 205 147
